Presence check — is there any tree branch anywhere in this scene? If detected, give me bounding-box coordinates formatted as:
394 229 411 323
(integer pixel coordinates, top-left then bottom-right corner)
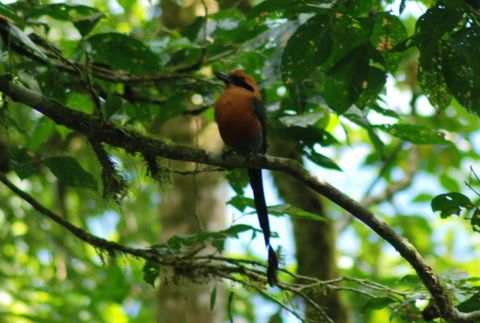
1 75 479 321
0 171 414 323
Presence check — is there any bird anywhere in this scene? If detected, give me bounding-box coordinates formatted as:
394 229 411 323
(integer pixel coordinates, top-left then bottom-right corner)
214 69 278 285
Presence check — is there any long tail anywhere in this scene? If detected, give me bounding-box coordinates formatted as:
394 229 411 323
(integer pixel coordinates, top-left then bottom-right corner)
248 168 278 285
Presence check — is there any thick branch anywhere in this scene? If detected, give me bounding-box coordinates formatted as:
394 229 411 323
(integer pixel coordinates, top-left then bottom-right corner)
1 75 479 321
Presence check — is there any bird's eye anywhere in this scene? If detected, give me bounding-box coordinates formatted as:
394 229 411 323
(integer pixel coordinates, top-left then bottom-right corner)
231 76 254 92
231 76 245 82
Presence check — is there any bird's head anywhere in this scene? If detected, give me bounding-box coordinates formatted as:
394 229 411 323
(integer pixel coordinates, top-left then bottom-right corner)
215 70 261 99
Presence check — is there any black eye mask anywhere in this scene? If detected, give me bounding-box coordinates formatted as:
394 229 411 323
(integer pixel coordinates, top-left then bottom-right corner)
231 76 255 92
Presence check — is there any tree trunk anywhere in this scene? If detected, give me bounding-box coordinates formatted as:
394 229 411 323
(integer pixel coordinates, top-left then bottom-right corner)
270 139 350 323
155 116 226 323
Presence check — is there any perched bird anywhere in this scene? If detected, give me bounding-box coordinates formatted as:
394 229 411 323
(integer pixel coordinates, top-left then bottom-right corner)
214 70 278 285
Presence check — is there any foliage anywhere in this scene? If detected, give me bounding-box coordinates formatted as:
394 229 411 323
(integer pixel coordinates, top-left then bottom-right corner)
1 0 480 322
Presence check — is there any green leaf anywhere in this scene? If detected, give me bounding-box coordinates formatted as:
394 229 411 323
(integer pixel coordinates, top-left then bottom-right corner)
73 12 104 37
268 204 329 222
166 235 197 251
225 169 249 195
471 208 480 232
210 286 217 311
431 192 474 218
370 104 400 119
117 0 136 11
31 3 99 20
142 260 160 287
155 93 187 122
222 224 258 237
366 126 386 159
393 215 432 253
371 12 407 72
26 117 55 150
399 274 421 286
346 114 386 159
228 196 329 222
228 195 253 212
414 5 462 48
155 224 258 253
412 192 434 203
415 5 461 110
86 33 160 75
267 311 283 323
30 4 104 36
66 92 94 113
323 44 386 113
306 150 341 171
442 27 480 114
278 112 328 128
281 14 332 84
326 15 373 68
43 156 98 191
418 44 452 110
354 66 387 108
10 147 36 179
249 0 314 18
182 17 206 42
276 124 338 148
439 173 461 192
0 20 49 61
457 292 480 313
362 297 395 312
0 4 23 25
101 95 123 120
375 124 449 145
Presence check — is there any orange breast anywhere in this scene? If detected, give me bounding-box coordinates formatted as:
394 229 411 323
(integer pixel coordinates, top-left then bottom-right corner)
215 88 263 153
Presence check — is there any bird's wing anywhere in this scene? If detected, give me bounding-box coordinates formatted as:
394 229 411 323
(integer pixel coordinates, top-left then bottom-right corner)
252 97 267 153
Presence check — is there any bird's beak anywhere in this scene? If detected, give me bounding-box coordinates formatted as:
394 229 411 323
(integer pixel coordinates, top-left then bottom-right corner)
214 71 232 84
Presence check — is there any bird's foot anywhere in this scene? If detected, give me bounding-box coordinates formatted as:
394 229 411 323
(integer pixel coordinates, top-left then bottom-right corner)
221 147 237 158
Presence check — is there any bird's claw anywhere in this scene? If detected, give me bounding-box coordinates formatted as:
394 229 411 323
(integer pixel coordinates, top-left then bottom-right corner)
221 147 237 158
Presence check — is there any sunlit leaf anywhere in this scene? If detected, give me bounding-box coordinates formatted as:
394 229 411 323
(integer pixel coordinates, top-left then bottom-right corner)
371 12 407 72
